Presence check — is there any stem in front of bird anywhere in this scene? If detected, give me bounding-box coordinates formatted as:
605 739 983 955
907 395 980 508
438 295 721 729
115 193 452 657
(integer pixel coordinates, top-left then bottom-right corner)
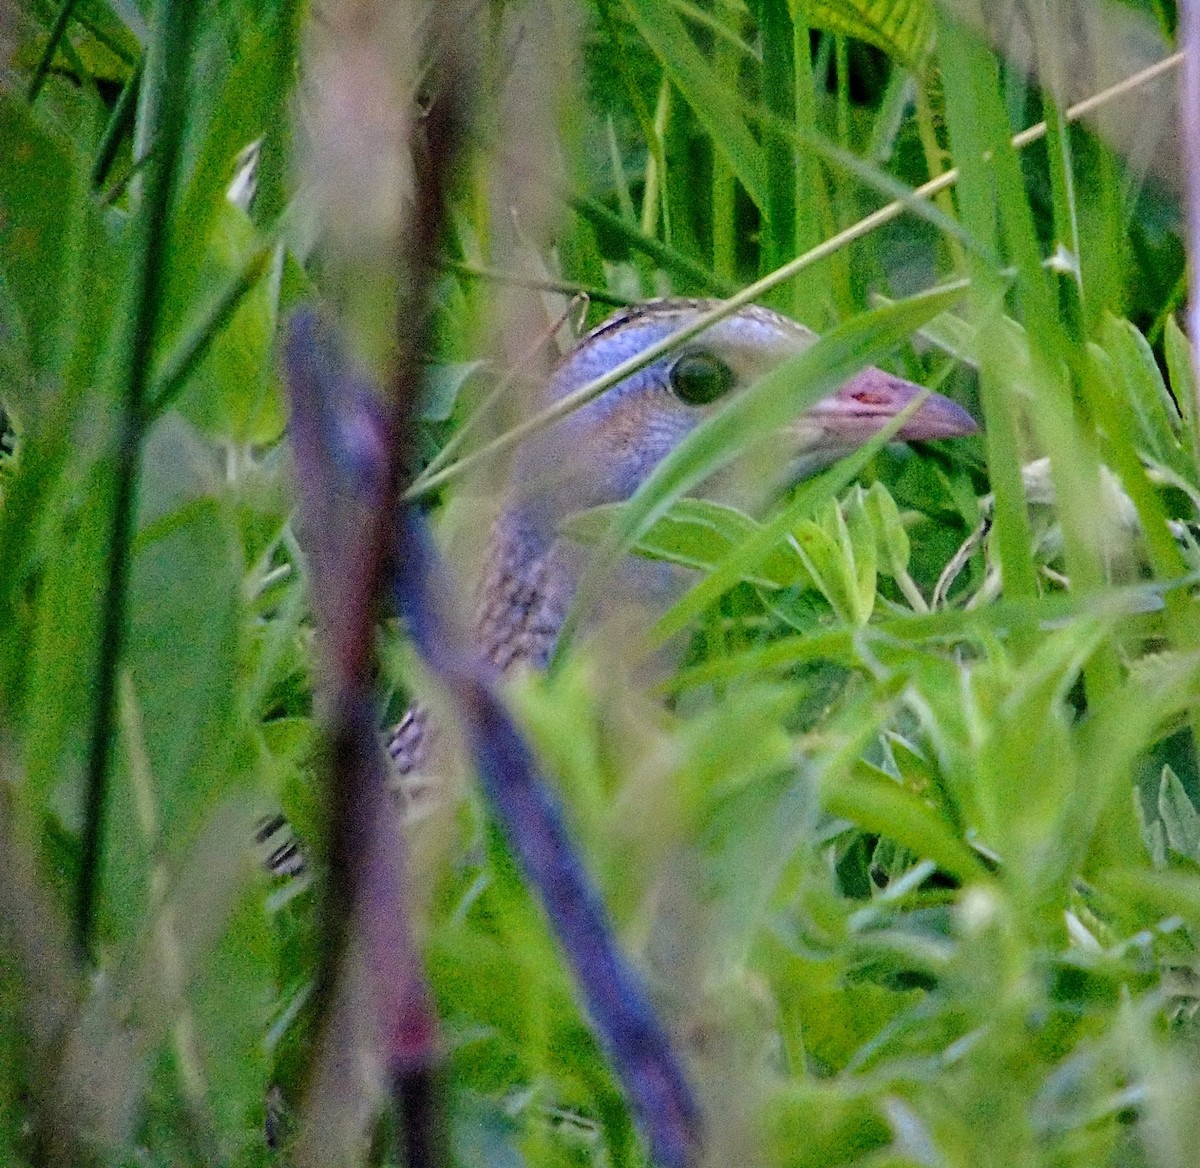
645 386 942 651
388 511 701 1168
411 296 587 494
288 25 473 1168
437 260 634 307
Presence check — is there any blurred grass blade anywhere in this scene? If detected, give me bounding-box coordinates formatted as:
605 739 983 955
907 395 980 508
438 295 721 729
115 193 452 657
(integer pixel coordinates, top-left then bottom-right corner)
622 0 768 212
667 578 1194 691
651 388 933 643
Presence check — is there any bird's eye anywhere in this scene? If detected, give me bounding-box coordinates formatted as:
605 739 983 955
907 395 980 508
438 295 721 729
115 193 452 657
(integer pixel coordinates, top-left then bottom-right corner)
668 350 736 406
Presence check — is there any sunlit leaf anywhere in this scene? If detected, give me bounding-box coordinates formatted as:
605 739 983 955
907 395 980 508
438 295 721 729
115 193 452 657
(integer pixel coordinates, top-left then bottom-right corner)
803 0 933 67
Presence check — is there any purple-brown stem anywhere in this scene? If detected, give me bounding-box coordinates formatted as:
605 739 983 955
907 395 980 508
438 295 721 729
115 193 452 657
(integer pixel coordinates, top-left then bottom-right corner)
285 52 471 1168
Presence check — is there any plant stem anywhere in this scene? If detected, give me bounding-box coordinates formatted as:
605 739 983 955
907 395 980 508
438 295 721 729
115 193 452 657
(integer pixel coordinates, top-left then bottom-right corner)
77 0 195 963
27 0 81 101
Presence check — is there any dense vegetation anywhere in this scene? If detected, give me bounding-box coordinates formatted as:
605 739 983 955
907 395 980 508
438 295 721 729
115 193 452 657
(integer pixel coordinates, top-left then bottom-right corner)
3 0 1200 1165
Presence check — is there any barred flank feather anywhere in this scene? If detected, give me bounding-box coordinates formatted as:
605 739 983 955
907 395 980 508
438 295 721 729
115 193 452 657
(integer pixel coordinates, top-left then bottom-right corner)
256 812 307 879
257 704 437 881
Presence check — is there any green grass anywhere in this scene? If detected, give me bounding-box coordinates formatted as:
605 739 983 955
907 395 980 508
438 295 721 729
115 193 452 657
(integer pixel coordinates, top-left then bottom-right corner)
2 0 1200 1165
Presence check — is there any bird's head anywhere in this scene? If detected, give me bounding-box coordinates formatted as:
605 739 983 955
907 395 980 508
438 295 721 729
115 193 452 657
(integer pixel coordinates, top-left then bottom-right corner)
512 298 977 528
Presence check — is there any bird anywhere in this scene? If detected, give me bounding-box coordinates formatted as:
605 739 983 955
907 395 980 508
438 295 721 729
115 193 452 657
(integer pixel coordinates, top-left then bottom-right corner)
262 297 977 876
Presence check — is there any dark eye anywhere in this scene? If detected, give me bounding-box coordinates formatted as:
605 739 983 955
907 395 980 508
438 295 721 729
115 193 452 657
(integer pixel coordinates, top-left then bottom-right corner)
668 350 736 406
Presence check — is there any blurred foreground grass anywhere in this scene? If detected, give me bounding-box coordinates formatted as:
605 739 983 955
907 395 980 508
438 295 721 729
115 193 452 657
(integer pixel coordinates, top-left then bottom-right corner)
3 1 1200 1165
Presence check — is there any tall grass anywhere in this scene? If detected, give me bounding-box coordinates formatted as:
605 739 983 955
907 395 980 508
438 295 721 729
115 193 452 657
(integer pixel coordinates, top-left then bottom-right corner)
2 0 1199 1165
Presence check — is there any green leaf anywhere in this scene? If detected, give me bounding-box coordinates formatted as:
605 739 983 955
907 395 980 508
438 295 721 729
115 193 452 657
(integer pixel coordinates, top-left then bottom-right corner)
562 497 808 587
862 481 910 579
19 423 117 825
622 0 769 212
422 361 487 423
1164 315 1198 469
1099 867 1200 929
804 0 933 67
126 499 243 851
840 489 878 624
0 83 128 427
824 760 984 883
1102 313 1186 474
1158 765 1200 865
169 13 295 278
794 511 857 622
187 876 274 1155
682 767 822 970
1069 650 1200 878
759 1080 891 1167
0 91 88 378
162 201 286 443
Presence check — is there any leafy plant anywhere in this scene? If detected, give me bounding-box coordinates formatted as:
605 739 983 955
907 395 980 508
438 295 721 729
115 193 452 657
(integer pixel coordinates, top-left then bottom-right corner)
2 0 1200 1166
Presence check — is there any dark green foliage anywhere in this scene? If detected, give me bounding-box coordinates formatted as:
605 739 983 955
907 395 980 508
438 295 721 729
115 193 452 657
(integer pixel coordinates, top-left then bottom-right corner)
2 0 1200 1165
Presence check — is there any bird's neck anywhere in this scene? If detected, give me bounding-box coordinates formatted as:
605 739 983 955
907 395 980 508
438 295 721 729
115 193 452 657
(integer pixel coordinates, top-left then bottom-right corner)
475 508 577 672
